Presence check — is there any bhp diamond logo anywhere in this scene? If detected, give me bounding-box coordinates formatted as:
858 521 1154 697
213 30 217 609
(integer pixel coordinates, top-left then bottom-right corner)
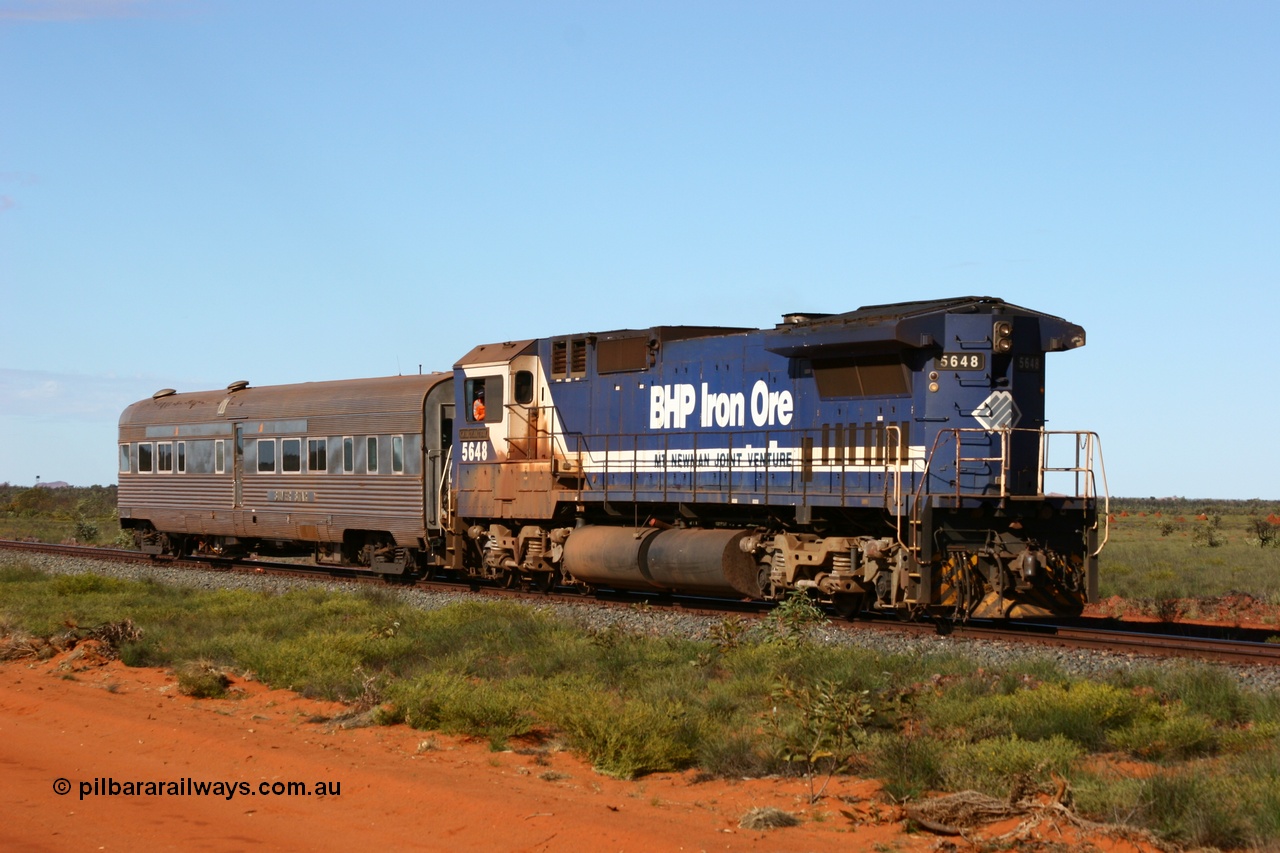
973 391 1020 431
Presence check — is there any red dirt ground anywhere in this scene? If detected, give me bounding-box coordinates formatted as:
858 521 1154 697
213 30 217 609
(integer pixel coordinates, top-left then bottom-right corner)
1084 592 1280 631
0 648 1156 853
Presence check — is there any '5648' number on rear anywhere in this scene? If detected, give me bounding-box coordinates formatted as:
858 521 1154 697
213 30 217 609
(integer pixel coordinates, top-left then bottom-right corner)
461 441 489 462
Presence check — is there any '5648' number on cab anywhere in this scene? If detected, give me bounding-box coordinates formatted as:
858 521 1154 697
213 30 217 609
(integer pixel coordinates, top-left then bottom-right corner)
936 353 985 370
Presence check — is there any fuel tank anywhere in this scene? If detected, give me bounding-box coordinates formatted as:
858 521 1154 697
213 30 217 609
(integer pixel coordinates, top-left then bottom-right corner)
562 526 761 598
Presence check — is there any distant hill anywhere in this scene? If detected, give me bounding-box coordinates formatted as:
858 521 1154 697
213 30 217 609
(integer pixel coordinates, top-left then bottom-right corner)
34 481 71 489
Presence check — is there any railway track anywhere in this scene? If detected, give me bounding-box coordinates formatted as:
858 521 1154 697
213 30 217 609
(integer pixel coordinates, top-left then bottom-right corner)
4 538 1279 667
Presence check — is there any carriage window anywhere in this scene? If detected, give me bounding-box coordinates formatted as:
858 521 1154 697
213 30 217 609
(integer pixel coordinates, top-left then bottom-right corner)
392 435 404 473
157 442 173 473
308 439 327 473
119 444 131 474
366 436 379 473
343 437 354 473
514 370 534 405
186 440 213 473
282 438 301 473
257 439 276 473
215 439 226 474
138 443 153 473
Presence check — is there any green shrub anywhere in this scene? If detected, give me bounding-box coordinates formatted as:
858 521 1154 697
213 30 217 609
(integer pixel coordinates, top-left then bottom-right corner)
1250 517 1279 547
864 731 945 801
695 728 774 779
763 589 827 645
1137 770 1251 849
765 676 874 801
175 660 231 699
537 680 700 778
942 734 1081 798
1106 710 1220 761
1076 759 1280 850
72 517 100 543
382 672 535 748
0 563 47 583
944 681 1144 749
1230 750 1280 842
1166 665 1255 724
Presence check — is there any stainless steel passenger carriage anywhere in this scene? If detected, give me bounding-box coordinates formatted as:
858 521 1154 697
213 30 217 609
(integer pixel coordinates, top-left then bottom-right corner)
118 374 454 573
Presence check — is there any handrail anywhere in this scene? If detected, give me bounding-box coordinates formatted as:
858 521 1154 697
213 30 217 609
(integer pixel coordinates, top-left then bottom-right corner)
467 414 1104 529
438 443 453 527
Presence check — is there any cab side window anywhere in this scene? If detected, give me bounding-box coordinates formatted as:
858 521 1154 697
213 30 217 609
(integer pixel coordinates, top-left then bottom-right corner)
514 370 534 405
464 377 503 423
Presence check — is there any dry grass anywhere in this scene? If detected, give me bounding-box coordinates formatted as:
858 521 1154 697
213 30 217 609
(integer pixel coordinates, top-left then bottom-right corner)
738 806 800 830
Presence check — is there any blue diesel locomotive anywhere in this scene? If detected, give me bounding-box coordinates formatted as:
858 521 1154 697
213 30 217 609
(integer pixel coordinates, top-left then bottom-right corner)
453 296 1106 618
118 296 1105 619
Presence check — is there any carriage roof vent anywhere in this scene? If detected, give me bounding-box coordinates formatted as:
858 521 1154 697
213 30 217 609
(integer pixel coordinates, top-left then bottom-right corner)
226 380 250 392
152 388 176 399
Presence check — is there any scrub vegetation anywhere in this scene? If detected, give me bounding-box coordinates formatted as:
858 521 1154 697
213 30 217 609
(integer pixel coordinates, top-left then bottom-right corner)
1100 498 1280 610
0 483 119 545
3 565 1280 850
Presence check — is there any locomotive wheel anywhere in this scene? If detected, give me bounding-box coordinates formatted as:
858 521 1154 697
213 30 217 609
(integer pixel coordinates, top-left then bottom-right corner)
756 562 777 600
832 592 867 621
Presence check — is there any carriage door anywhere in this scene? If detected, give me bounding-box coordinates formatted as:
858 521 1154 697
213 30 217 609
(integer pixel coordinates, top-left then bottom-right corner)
507 355 548 460
233 423 245 507
425 393 454 530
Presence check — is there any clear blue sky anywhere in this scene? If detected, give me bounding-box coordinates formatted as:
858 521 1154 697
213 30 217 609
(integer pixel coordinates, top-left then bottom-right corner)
1 1 1276 497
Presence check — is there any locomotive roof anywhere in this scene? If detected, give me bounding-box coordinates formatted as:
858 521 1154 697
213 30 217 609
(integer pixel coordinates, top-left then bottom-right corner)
119 373 452 427
454 326 755 367
764 295 1086 358
456 296 1084 366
